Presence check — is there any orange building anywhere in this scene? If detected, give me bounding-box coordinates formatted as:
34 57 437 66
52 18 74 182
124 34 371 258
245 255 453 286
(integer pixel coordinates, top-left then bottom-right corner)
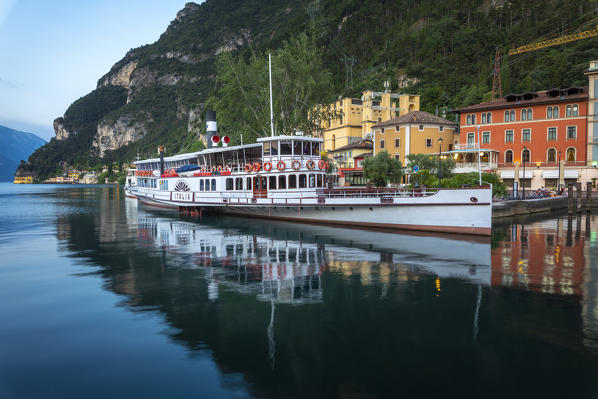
455 87 590 189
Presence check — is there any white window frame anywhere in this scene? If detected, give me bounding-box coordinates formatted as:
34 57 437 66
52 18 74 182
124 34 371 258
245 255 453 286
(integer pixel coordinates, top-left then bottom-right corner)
547 126 557 141
522 128 531 142
567 125 577 140
482 131 490 144
505 129 514 143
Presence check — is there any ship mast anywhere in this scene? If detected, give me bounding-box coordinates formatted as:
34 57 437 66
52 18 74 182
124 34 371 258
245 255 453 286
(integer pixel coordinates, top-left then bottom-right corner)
269 53 274 137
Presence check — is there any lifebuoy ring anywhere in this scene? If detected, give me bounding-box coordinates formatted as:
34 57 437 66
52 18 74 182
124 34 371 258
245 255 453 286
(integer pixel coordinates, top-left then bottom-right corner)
318 160 326 170
306 160 316 170
253 162 261 172
217 165 223 173
276 161 286 171
263 161 272 172
244 164 252 173
291 160 301 170
201 166 206 173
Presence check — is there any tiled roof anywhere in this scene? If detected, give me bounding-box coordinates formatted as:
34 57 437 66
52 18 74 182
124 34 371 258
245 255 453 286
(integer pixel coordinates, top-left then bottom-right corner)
454 86 588 112
329 141 373 153
353 152 372 159
374 111 457 127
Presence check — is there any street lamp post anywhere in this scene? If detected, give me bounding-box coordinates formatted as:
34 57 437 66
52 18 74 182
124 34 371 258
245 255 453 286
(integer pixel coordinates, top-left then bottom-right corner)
557 150 562 193
437 137 444 186
522 146 527 199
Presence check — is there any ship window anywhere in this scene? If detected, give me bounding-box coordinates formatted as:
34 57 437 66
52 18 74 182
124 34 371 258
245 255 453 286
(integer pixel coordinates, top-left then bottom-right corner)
312 142 320 156
263 142 271 156
278 175 286 189
317 174 323 187
211 179 216 191
269 175 277 190
303 142 311 155
246 177 252 190
288 174 297 188
271 141 278 155
280 142 292 155
308 174 315 188
226 178 233 190
293 141 302 156
200 180 204 191
235 178 243 190
299 174 307 188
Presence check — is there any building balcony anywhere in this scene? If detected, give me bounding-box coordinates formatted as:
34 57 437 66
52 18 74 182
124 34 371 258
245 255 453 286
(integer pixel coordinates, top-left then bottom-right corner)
453 142 485 150
452 162 498 174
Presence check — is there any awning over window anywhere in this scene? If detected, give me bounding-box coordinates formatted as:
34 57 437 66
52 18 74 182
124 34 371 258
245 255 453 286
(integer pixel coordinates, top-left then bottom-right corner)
518 170 533 179
500 170 515 179
564 169 579 178
542 170 559 178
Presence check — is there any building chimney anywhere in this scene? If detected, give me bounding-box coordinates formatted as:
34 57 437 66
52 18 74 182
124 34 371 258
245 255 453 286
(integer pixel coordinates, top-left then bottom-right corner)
206 110 217 149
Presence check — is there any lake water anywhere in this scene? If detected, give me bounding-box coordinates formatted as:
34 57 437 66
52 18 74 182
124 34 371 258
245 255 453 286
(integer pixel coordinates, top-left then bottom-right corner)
1 183 597 398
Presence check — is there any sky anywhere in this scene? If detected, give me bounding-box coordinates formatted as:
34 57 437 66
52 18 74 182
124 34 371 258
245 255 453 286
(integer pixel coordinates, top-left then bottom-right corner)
0 0 189 140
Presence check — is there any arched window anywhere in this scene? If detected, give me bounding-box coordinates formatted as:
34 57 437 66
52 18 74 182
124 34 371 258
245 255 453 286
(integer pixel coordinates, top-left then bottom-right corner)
504 111 509 122
472 114 476 124
332 134 336 150
566 105 572 117
481 113 486 124
522 109 527 121
522 148 530 163
467 115 471 125
527 109 532 120
547 148 556 163
487 113 492 123
572 104 578 116
547 106 552 118
553 106 559 118
505 150 513 163
339 111 344 125
567 147 576 162
510 110 515 121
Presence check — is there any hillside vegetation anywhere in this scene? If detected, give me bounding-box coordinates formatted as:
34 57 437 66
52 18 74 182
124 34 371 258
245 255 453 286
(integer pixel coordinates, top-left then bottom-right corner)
24 0 598 178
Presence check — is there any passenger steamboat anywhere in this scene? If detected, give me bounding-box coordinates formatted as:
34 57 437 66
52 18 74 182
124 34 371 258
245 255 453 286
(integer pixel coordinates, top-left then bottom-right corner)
126 130 492 236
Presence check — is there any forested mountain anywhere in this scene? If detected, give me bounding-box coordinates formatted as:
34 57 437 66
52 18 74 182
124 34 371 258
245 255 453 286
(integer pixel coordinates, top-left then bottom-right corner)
0 125 46 181
25 0 598 178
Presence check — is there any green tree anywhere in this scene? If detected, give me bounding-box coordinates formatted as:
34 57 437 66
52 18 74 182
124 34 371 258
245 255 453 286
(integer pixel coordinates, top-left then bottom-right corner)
363 151 404 187
441 172 507 197
406 153 455 178
209 33 335 143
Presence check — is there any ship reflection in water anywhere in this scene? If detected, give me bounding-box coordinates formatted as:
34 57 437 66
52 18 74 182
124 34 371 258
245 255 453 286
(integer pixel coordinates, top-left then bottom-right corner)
129 198 493 306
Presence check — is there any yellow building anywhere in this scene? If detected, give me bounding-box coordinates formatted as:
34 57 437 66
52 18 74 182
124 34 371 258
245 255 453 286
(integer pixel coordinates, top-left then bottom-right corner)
13 174 34 184
372 111 457 166
67 170 81 180
321 90 420 152
328 141 373 186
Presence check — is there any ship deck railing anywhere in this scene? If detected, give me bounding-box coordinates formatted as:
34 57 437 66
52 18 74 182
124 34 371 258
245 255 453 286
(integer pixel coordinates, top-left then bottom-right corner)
315 188 439 198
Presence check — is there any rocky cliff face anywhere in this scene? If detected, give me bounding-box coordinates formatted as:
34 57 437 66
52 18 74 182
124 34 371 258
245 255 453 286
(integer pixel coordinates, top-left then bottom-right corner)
98 60 138 90
53 117 73 141
93 116 147 157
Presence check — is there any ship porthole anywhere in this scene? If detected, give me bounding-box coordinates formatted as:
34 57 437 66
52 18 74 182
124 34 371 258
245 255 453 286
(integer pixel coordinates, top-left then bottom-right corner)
369 207 373 211
332 207 335 210
349 207 353 210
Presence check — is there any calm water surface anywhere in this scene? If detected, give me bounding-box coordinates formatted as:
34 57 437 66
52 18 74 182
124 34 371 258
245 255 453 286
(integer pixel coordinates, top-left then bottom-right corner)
1 183 597 398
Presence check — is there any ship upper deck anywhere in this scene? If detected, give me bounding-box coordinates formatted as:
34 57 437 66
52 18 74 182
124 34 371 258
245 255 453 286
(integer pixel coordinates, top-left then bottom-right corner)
134 135 323 172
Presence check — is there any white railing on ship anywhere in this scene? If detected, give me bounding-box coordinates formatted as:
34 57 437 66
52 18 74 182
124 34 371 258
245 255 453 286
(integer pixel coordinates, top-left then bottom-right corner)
314 188 438 198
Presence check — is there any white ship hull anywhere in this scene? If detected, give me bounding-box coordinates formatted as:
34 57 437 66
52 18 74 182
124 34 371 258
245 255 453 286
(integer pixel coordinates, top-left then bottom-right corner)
133 185 492 236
